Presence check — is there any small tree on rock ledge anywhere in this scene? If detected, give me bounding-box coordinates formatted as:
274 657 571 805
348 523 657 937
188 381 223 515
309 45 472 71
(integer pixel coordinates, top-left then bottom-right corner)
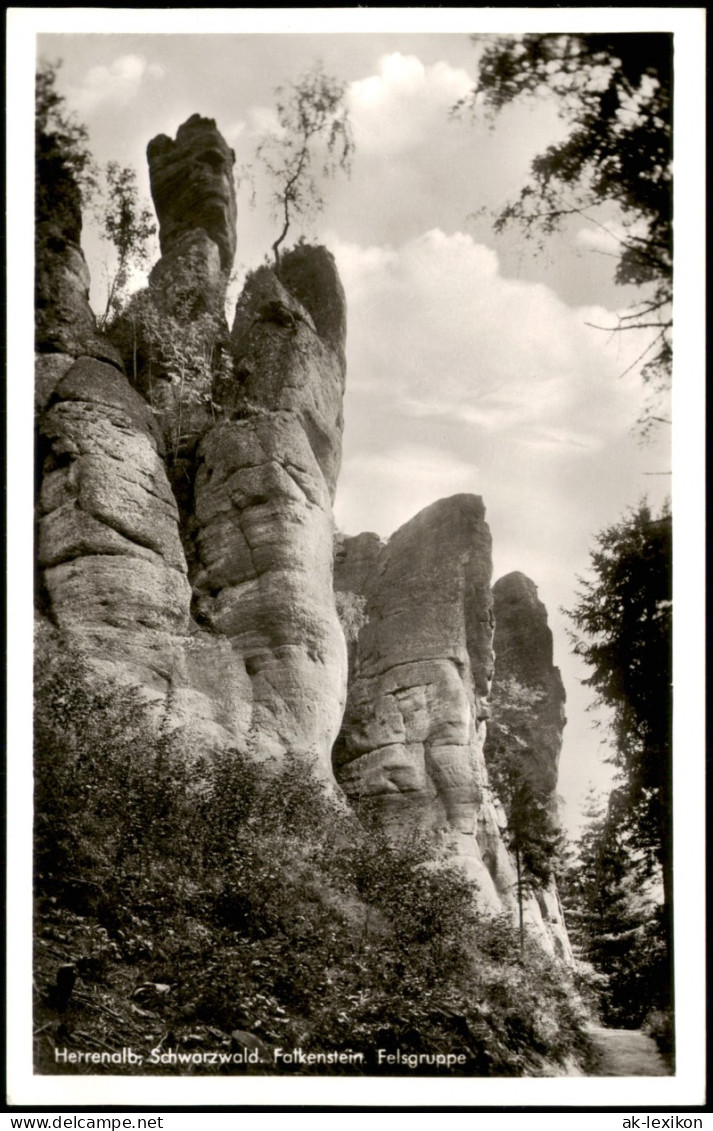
255 62 354 265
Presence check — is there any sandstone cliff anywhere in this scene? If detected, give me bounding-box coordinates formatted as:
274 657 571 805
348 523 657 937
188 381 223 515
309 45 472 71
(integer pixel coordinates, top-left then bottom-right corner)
36 115 347 776
488 571 567 799
34 110 572 955
334 506 571 957
487 571 570 958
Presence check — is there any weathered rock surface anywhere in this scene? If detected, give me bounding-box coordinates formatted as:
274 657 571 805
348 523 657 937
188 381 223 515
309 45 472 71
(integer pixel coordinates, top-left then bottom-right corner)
488 571 567 798
35 218 123 371
192 414 346 776
147 114 237 277
37 357 191 690
37 114 348 773
276 244 348 365
35 124 123 391
334 496 501 902
228 246 346 500
334 500 571 957
187 249 349 775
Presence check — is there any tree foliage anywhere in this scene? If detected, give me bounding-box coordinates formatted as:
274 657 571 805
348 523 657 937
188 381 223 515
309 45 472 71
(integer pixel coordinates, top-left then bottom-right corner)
456 34 673 415
485 677 563 953
36 58 97 231
255 62 354 263
560 788 671 1043
108 272 232 463
565 503 673 1022
334 589 369 644
94 162 157 328
566 504 672 878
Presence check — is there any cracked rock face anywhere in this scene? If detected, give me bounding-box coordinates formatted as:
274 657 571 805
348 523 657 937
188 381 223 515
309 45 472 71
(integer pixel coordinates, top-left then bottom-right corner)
333 496 499 896
488 571 567 799
228 246 346 500
334 498 572 958
188 251 349 776
35 149 123 383
37 358 192 691
147 114 237 276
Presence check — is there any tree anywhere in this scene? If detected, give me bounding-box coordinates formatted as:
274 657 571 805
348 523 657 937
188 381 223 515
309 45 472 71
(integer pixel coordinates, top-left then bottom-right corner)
254 62 354 264
485 676 562 955
565 502 672 1011
36 60 157 329
36 58 97 232
94 162 157 328
560 788 671 1035
110 280 231 463
456 34 672 424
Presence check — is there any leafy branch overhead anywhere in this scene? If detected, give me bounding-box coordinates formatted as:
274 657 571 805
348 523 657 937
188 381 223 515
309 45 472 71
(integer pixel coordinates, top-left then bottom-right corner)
455 34 672 414
254 63 355 263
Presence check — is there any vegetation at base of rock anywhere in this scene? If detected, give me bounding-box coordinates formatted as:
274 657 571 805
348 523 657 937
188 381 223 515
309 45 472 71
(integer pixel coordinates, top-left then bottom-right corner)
34 628 591 1076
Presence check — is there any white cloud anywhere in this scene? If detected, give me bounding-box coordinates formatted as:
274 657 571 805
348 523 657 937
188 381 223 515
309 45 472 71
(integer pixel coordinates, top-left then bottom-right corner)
332 228 652 452
223 120 247 144
328 226 669 548
69 55 165 114
347 53 473 154
246 105 286 138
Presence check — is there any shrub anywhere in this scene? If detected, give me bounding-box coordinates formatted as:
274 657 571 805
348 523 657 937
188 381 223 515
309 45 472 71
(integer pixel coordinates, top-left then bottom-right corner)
334 589 368 643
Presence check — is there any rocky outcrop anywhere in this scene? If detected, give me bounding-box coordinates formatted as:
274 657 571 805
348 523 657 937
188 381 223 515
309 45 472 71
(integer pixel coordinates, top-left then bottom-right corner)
228 246 346 499
334 501 571 957
36 357 191 692
190 245 349 776
147 114 237 271
334 496 500 901
36 116 348 774
34 108 572 957
488 571 567 799
35 131 122 407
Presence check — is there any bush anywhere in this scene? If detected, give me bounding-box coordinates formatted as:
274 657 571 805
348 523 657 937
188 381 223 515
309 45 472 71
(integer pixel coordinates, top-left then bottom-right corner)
334 589 368 643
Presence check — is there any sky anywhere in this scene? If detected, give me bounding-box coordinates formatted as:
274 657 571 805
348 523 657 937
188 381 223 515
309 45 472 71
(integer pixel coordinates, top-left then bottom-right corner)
28 18 684 834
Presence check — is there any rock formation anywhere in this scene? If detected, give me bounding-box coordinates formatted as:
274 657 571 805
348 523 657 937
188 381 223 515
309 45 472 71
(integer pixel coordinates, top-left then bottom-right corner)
486 571 570 957
35 124 192 699
190 244 348 775
35 129 122 409
334 501 571 957
36 357 192 691
333 497 498 894
36 114 347 777
488 571 567 799
147 114 237 301
34 108 572 955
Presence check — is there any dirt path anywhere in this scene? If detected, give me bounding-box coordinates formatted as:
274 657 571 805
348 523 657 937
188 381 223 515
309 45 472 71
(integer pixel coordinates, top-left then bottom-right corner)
587 1027 671 1076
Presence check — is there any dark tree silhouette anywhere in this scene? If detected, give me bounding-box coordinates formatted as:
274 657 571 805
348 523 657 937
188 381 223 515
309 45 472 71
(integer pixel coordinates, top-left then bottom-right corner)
456 33 672 428
566 503 673 1018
